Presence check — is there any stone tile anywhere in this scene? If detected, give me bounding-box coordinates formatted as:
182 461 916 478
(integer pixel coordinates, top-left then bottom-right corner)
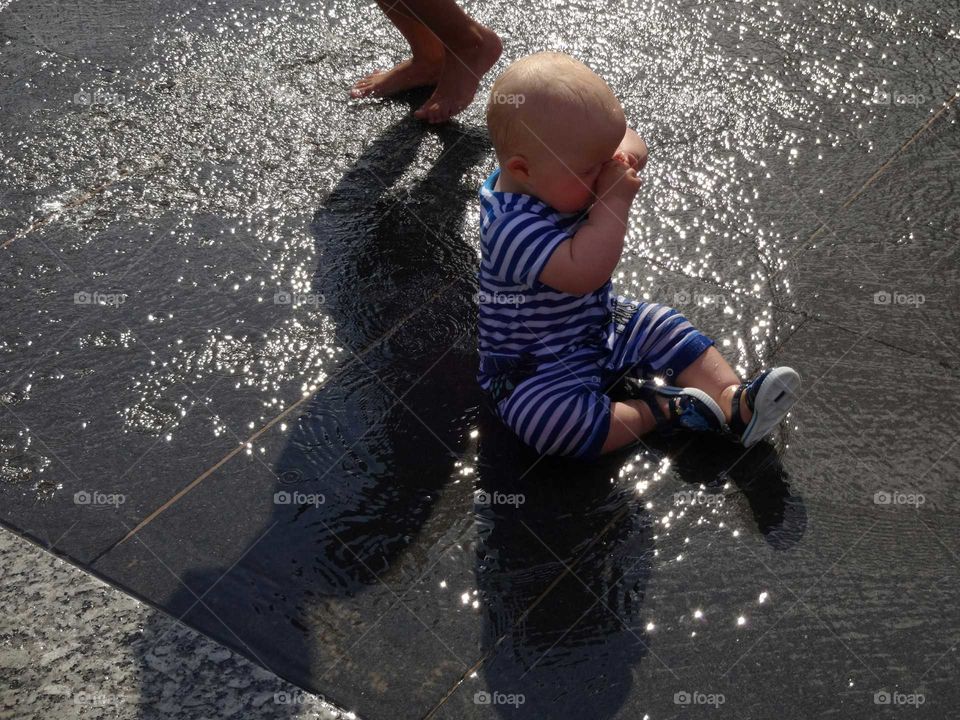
0 525 346 720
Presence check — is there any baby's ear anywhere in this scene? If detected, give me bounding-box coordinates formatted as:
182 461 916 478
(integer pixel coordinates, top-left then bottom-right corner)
504 155 530 182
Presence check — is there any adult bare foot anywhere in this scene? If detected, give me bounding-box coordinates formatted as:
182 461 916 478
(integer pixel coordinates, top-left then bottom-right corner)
414 24 502 123
350 57 443 99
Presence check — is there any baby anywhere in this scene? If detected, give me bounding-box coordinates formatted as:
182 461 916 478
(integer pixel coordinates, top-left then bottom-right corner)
477 52 801 459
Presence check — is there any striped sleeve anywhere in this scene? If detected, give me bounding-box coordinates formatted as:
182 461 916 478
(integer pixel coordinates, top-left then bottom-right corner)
482 210 571 288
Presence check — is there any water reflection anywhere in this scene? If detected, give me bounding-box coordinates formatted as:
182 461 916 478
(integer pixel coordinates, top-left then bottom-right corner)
471 404 805 718
672 434 807 552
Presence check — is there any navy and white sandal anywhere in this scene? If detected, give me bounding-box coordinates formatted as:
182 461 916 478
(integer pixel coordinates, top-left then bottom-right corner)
729 367 802 447
620 380 727 436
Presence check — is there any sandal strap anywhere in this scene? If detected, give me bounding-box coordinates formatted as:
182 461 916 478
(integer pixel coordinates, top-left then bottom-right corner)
729 384 748 436
646 389 674 429
729 369 773 436
614 380 725 435
633 382 680 434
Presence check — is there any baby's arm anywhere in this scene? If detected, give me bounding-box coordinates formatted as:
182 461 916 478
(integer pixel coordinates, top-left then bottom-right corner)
539 159 642 295
614 128 649 173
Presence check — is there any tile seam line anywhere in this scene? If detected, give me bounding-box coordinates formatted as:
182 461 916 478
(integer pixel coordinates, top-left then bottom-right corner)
1 153 168 250
787 300 958 366
800 314 959 375
801 91 959 253
766 313 811 358
104 276 462 552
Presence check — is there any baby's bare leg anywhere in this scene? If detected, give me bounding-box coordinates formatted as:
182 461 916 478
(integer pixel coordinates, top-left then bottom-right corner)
600 396 669 454
674 346 751 424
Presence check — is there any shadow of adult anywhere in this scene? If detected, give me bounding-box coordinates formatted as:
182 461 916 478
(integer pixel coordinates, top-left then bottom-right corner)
255 111 489 684
136 103 490 716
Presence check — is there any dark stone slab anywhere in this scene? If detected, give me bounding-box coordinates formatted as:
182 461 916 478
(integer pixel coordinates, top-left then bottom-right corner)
778 104 960 369
774 321 960 514
89 115 493 716
610 0 960 307
0 211 326 561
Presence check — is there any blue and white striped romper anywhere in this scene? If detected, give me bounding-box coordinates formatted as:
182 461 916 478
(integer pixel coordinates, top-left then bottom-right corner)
477 168 714 459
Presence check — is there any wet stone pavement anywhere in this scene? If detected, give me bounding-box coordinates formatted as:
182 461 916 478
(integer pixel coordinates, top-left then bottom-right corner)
1 0 959 718
0 525 343 719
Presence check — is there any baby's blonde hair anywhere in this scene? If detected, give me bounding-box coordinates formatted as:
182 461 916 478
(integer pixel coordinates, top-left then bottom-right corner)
486 52 624 162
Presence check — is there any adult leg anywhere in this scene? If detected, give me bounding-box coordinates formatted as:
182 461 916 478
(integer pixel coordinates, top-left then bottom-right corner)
350 0 445 99
400 0 501 122
352 0 501 122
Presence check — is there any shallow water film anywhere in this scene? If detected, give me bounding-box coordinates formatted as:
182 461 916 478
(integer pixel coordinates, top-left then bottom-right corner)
1 0 959 718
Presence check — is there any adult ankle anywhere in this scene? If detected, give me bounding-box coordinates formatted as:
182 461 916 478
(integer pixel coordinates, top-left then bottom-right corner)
451 22 495 52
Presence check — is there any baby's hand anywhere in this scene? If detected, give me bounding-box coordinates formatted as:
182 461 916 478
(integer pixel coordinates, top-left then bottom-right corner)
594 157 642 204
615 129 649 173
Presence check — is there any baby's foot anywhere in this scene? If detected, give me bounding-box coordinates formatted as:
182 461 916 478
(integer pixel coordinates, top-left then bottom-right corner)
724 367 802 447
350 57 442 99
414 24 502 123
614 378 726 435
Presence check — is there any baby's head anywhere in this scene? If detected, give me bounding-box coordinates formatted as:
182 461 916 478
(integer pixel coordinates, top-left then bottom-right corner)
486 52 626 213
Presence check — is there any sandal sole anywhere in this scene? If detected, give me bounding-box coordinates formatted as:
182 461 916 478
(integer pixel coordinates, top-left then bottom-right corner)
741 367 802 447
